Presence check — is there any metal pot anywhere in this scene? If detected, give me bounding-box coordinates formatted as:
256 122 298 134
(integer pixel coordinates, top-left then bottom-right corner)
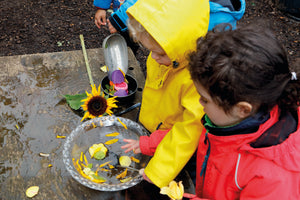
101 74 138 105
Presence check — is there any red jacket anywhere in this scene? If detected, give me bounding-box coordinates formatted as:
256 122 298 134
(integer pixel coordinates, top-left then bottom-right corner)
139 129 171 156
196 106 300 199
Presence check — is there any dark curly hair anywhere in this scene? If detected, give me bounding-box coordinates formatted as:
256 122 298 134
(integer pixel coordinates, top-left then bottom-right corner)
188 23 300 114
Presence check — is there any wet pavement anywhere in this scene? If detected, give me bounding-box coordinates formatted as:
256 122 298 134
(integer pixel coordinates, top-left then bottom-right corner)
0 48 194 199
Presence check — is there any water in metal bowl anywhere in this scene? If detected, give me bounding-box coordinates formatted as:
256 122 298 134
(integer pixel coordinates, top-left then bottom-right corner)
63 116 150 191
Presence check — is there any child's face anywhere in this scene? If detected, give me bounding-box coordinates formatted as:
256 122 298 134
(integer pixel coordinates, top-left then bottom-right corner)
194 82 242 127
139 34 172 66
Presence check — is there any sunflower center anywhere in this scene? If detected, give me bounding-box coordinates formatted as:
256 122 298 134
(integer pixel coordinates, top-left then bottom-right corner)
87 96 108 116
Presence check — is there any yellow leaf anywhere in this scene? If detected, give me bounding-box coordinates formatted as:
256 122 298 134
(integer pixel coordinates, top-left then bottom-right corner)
48 164 53 168
56 135 66 139
104 138 119 145
116 168 127 179
105 132 120 137
26 186 39 198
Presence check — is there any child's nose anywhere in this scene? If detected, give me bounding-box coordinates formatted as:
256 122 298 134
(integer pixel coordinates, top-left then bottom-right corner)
151 52 160 60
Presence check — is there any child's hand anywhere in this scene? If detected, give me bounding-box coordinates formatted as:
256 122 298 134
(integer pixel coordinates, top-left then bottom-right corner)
140 169 153 184
107 19 117 34
121 139 141 154
95 9 107 29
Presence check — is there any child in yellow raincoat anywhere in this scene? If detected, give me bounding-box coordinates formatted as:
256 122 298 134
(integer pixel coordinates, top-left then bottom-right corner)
121 0 209 188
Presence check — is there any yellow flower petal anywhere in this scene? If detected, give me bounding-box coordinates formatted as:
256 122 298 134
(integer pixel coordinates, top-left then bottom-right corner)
160 186 172 196
117 118 127 129
179 181 184 196
131 156 140 163
160 181 184 200
99 161 112 168
120 177 132 183
105 132 120 137
91 84 97 96
81 104 87 110
81 111 90 122
116 168 127 179
104 138 119 145
26 186 39 198
100 65 108 72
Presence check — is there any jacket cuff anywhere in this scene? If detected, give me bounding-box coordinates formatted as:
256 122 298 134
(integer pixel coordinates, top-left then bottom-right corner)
95 6 106 10
109 14 127 32
139 136 153 156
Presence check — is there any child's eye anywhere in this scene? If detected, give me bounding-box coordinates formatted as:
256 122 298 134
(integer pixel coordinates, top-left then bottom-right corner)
199 97 208 104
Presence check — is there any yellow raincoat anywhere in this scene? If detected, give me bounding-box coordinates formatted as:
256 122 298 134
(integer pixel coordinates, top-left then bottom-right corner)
127 0 209 188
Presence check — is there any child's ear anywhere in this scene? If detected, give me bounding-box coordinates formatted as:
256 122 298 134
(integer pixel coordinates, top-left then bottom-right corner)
236 102 253 118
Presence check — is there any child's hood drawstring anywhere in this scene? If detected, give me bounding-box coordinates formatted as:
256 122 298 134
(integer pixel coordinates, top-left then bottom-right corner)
200 131 210 179
200 114 214 180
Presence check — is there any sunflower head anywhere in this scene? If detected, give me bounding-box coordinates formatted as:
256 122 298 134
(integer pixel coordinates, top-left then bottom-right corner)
80 84 118 121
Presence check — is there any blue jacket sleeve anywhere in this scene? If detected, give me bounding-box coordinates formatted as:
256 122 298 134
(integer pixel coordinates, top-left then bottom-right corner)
208 0 246 30
109 0 137 32
93 0 113 9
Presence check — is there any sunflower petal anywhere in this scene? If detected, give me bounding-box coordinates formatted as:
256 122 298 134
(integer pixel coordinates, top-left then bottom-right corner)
91 84 97 96
97 85 101 95
81 111 90 122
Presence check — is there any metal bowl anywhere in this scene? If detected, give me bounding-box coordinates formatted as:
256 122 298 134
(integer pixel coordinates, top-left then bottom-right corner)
63 116 150 191
102 33 128 80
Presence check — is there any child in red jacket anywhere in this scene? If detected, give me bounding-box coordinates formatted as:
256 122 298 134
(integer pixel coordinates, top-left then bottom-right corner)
187 23 300 199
